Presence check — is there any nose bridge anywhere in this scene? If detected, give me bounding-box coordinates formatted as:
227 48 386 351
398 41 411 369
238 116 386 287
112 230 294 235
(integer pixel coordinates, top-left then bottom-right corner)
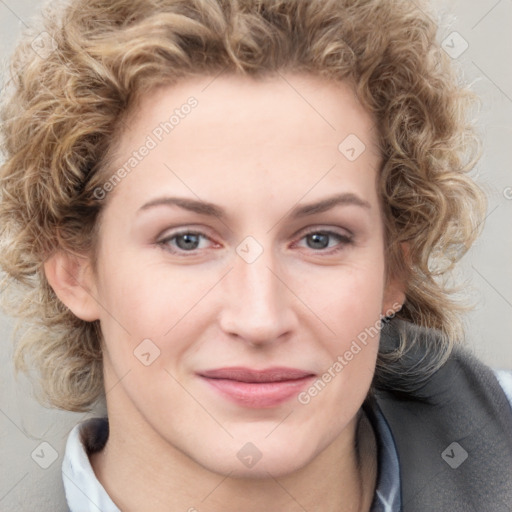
237 252 278 308
219 240 293 343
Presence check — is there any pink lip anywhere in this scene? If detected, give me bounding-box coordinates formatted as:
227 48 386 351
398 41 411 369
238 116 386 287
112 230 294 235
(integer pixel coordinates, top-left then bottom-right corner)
198 367 316 408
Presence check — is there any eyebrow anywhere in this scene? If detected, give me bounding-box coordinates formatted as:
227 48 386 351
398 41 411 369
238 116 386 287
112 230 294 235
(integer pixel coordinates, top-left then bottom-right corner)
138 192 371 219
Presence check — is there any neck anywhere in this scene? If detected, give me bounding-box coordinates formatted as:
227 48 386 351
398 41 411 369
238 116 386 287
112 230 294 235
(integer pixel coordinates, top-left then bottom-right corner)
91 390 377 512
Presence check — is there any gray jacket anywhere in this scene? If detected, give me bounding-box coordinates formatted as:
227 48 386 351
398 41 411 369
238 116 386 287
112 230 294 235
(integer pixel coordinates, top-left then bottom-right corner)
372 320 512 511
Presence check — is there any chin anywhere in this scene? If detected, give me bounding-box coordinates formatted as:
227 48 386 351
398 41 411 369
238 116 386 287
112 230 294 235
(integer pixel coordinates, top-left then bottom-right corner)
193 435 321 480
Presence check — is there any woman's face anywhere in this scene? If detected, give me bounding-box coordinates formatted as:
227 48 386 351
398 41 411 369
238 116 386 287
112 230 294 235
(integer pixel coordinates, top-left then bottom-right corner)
85 74 403 476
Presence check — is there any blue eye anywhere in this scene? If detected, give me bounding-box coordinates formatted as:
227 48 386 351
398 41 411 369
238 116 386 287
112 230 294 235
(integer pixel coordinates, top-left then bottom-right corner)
159 231 212 252
297 230 353 252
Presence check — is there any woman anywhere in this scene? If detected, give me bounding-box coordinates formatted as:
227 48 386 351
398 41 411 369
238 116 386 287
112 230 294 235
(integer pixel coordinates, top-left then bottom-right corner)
1 0 511 510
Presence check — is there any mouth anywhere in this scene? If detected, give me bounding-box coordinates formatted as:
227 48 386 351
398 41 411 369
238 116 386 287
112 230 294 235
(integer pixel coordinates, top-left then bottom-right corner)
197 367 316 408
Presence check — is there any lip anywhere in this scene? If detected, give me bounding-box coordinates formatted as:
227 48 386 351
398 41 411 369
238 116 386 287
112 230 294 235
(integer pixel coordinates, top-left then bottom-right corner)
198 367 316 408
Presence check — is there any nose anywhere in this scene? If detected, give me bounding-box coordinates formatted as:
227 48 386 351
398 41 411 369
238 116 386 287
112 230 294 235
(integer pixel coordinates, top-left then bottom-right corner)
218 242 296 347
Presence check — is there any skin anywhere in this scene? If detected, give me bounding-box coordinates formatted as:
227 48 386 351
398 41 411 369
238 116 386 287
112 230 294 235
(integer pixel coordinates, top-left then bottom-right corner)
46 73 405 511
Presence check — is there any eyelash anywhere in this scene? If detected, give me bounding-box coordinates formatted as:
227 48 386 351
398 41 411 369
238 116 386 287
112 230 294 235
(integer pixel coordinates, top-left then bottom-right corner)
157 228 354 256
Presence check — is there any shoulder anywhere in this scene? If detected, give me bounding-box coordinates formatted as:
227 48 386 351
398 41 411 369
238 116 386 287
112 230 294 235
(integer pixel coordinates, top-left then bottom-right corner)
373 319 512 430
372 321 512 511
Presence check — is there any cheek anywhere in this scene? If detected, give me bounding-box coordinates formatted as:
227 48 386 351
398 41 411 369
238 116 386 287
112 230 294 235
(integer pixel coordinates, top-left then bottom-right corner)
97 255 184 329
300 276 383 422
290 253 386 382
95 257 217 370
296 258 385 330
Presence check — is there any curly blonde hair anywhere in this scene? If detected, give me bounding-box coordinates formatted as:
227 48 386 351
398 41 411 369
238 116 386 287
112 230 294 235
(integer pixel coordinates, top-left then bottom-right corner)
0 0 486 411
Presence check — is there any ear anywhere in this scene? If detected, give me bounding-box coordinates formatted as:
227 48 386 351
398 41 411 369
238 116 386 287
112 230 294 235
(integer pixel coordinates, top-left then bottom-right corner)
381 242 408 317
44 251 101 322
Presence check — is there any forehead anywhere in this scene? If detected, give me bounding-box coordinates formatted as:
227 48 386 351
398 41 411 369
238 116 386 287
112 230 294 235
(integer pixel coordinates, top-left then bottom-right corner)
106 73 382 209
122 73 377 150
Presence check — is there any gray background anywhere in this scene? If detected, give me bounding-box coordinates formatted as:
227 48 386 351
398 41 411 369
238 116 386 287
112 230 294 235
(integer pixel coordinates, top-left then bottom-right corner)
1 0 511 510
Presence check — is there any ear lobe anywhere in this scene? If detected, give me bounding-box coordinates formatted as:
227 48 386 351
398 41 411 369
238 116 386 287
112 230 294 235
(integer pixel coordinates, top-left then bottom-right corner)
382 279 406 318
43 251 101 322
382 241 409 317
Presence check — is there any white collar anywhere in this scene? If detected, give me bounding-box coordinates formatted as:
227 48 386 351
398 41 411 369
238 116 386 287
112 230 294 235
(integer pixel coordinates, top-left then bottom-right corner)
62 420 120 512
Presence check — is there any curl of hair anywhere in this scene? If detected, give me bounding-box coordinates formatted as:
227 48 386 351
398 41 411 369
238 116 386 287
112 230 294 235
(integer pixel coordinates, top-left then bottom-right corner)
0 0 486 410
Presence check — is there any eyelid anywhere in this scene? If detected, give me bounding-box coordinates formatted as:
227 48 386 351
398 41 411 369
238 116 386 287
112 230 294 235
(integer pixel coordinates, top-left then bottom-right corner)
290 226 354 254
297 225 353 239
157 228 220 254
157 225 216 243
